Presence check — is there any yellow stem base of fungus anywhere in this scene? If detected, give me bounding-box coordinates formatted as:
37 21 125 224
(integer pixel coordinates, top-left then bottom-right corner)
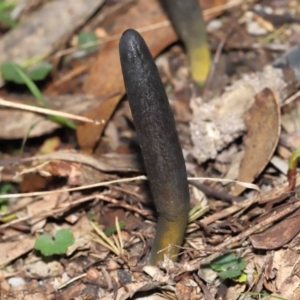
149 215 188 265
188 42 211 85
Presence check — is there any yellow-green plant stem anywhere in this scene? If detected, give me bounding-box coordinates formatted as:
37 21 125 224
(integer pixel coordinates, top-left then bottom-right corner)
288 146 300 170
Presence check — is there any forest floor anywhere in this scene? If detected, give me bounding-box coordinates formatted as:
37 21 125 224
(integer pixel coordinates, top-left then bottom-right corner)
0 0 299 299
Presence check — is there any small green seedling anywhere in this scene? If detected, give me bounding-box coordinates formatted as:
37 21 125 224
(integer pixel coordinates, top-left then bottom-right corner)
0 0 18 28
287 146 300 191
0 183 16 222
0 182 12 205
77 31 98 53
104 220 125 236
210 253 246 280
1 61 53 84
1 60 76 129
34 228 74 256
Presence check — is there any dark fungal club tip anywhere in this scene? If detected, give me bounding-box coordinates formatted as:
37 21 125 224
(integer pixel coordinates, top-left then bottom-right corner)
119 29 190 264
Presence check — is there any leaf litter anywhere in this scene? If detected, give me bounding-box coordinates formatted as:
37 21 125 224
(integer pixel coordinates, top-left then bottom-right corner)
0 0 300 299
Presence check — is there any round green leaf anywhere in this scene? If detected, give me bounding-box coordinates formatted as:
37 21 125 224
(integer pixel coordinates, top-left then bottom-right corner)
78 31 98 53
34 228 74 256
26 61 53 81
1 61 25 84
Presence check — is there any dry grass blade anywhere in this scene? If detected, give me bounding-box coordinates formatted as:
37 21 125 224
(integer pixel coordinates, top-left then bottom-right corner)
188 201 210 223
91 222 120 256
91 217 127 258
189 177 261 193
0 176 259 199
112 234 121 254
0 98 105 125
116 216 124 254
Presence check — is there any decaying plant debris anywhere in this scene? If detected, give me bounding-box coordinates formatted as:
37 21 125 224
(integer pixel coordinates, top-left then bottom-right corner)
1 0 300 300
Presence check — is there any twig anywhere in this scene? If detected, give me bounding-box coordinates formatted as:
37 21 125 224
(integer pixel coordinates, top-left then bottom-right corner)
214 199 300 251
0 98 104 125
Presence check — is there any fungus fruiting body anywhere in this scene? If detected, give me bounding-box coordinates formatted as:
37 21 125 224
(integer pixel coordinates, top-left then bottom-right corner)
119 29 190 264
161 0 211 84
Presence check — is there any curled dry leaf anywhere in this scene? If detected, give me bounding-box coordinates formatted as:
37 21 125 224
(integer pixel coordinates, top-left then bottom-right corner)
232 88 281 195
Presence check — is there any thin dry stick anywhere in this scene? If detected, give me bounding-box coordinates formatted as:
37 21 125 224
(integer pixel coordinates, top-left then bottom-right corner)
215 200 300 251
0 98 105 125
53 21 171 58
201 174 300 226
57 274 86 290
201 196 258 226
0 193 109 228
0 176 147 199
0 176 258 199
281 89 300 107
0 193 154 229
204 0 244 15
193 274 215 300
112 234 121 253
242 254 273 300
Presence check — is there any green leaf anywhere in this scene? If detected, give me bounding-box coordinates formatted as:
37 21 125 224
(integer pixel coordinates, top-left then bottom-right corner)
11 62 48 107
26 61 53 81
78 31 98 53
1 61 25 84
54 228 75 254
104 220 125 236
210 253 246 280
1 60 76 129
0 2 17 28
0 11 17 27
34 235 56 256
1 60 52 84
0 182 12 194
34 228 74 256
0 183 12 204
0 1 16 11
234 272 247 283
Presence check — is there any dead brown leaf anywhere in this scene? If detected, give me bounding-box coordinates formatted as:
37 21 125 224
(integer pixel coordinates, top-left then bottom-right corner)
250 208 300 250
27 193 59 232
0 236 36 266
55 282 86 300
175 279 193 300
272 249 300 297
232 88 281 195
76 94 121 152
80 0 225 151
84 0 222 96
